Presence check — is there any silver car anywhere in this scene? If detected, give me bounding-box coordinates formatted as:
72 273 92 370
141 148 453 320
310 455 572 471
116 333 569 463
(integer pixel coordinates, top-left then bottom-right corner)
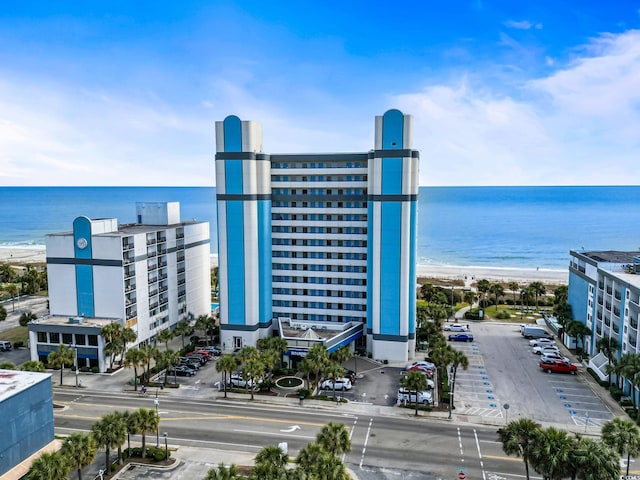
529 338 556 347
541 352 570 363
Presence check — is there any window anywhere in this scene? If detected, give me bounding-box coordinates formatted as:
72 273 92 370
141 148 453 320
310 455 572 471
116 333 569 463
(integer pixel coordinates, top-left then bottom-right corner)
62 333 73 344
75 334 86 345
38 332 47 342
49 332 60 344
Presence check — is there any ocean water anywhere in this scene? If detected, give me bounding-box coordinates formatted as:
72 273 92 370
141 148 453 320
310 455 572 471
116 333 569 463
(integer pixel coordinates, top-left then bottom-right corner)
1 186 640 270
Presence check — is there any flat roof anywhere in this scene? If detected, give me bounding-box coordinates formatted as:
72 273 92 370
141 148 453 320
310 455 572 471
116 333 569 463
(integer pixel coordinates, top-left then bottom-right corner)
579 250 640 263
0 369 51 403
30 315 118 328
47 220 204 238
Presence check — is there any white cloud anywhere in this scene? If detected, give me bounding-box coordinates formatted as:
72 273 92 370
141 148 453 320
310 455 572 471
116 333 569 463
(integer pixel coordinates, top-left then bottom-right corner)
503 19 542 30
393 30 640 186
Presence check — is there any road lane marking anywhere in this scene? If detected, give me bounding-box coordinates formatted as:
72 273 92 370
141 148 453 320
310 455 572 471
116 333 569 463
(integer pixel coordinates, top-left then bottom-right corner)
457 427 464 461
359 418 373 468
474 428 487 480
233 428 315 440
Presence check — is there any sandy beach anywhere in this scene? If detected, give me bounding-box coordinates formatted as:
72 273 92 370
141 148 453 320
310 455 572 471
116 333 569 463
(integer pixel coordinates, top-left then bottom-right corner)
0 247 568 284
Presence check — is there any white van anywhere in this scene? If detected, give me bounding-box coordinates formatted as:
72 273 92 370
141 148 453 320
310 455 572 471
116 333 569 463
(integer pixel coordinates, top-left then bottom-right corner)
0 341 12 351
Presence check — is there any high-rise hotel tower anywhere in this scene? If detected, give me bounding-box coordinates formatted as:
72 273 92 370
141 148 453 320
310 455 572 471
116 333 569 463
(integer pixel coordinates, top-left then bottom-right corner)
215 110 419 361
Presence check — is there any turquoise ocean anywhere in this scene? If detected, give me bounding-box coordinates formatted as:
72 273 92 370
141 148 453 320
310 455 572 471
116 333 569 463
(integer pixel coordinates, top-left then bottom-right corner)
1 186 639 270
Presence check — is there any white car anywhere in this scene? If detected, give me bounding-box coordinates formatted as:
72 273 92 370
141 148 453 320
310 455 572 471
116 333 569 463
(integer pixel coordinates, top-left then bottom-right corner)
532 345 560 355
541 352 570 363
229 374 256 389
529 338 556 347
397 388 433 405
321 378 352 391
444 323 468 332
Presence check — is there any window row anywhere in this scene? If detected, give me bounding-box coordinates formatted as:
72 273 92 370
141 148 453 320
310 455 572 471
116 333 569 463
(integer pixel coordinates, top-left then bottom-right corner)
272 188 365 196
273 213 365 222
273 264 366 273
271 161 366 169
275 312 365 322
273 300 366 311
37 331 99 346
272 239 366 247
273 276 366 285
272 175 366 182
272 201 367 208
272 251 366 260
273 288 365 298
272 226 366 235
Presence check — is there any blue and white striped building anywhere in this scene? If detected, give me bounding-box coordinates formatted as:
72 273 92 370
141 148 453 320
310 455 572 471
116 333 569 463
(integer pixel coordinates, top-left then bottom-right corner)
215 110 419 361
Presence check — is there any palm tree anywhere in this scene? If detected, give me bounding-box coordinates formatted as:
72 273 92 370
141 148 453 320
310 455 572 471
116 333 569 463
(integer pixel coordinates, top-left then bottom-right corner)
0 263 16 283
554 302 573 342
497 418 542 480
622 353 640 409
528 426 574 480
119 327 137 364
528 281 546 311
316 422 352 457
305 344 330 393
252 445 288 479
489 283 504 312
21 360 46 372
92 413 126 473
163 349 180 385
204 463 241 480
553 285 568 305
174 320 192 350
19 311 37 327
508 281 520 306
565 321 591 359
323 361 346 402
157 328 174 351
401 370 428 416
601 417 640 476
476 279 491 307
141 343 158 382
0 304 6 322
330 345 351 365
296 442 328 475
47 344 75 386
26 451 71 480
463 291 476 309
136 407 159 458
243 356 265 400
449 349 469 415
101 322 123 369
596 337 620 388
570 436 620 480
7 283 18 312
123 410 141 455
124 347 146 391
217 354 238 398
195 314 216 346
61 432 97 480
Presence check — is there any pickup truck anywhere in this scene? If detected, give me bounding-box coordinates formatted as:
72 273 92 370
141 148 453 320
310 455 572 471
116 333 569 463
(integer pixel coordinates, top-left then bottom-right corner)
539 359 577 374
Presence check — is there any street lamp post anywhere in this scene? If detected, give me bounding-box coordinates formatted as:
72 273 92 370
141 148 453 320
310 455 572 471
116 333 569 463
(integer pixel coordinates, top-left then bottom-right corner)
163 432 168 461
154 385 164 447
69 343 79 388
448 366 454 420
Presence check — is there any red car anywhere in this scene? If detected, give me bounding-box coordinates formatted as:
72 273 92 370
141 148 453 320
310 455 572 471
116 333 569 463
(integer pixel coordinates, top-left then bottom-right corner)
540 359 577 374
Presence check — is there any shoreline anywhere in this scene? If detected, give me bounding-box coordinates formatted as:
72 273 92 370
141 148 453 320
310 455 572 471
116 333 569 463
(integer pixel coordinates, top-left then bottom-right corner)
0 247 568 284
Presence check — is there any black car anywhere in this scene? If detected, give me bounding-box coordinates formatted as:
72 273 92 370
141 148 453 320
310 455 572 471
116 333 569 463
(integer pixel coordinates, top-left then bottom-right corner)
179 358 201 370
172 365 197 377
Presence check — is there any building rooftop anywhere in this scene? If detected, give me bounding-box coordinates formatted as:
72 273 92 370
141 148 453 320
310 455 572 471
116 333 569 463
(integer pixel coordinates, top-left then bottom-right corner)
579 250 640 264
0 369 51 403
46 220 205 238
30 315 118 328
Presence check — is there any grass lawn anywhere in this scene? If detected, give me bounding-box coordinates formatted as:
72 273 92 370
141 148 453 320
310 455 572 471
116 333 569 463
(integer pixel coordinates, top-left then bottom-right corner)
0 325 29 345
482 305 547 323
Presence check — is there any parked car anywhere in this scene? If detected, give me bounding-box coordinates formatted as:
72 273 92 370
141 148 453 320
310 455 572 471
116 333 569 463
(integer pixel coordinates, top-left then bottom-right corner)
405 361 436 371
194 350 212 359
529 338 556 347
229 374 256 389
522 326 554 339
320 378 352 391
0 340 12 351
444 323 469 332
345 369 357 383
397 388 433 405
201 346 222 357
448 333 474 342
541 352 570 363
532 345 560 355
540 359 577 374
406 365 434 378
186 352 208 363
172 365 197 377
179 357 201 369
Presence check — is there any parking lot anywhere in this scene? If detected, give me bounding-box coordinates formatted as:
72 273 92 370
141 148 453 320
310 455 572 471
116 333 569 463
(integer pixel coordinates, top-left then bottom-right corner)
449 322 614 427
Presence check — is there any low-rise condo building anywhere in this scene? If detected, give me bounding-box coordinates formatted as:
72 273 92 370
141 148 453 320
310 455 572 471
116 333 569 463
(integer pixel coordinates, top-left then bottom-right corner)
29 202 211 372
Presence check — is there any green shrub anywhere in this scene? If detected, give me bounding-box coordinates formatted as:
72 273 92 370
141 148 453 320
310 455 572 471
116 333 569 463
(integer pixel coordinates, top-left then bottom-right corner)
13 341 23 348
297 388 311 398
91 366 99 373
610 386 623 401
496 310 511 319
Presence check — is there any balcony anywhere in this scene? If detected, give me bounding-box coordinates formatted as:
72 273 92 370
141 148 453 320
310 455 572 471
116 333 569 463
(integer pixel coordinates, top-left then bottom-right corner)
598 281 604 290
177 267 185 274
606 286 613 295
615 291 622 301
147 238 156 246
597 297 603 305
148 276 158 284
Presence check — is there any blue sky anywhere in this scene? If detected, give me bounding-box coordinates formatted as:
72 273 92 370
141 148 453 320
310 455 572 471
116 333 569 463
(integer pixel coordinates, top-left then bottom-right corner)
1 1 639 186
